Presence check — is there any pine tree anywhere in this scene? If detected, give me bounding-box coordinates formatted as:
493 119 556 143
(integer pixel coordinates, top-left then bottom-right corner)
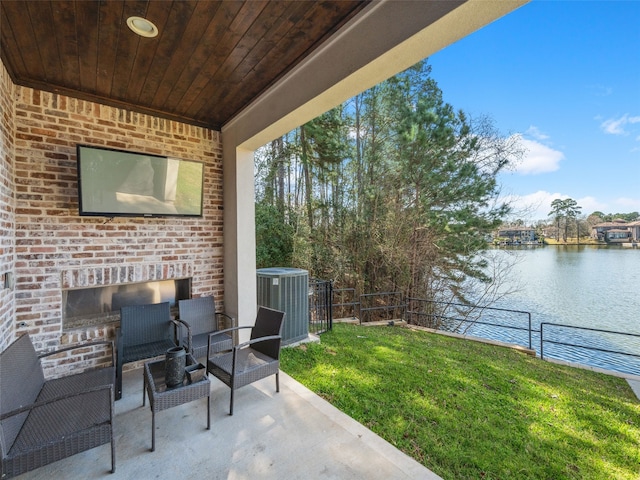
255 60 519 305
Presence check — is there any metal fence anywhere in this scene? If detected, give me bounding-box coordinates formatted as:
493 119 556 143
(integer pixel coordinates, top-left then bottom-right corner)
331 288 360 320
326 291 639 376
309 279 333 335
540 322 640 375
359 291 405 324
406 298 533 349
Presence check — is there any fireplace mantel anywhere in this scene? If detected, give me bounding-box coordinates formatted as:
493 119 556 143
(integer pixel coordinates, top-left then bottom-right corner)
61 263 193 330
61 263 193 290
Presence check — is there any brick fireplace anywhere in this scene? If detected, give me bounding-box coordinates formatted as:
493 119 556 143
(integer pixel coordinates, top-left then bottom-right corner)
61 263 193 330
1 61 225 369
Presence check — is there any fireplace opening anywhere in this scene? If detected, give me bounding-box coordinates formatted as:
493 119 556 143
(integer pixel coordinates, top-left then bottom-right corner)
63 278 191 330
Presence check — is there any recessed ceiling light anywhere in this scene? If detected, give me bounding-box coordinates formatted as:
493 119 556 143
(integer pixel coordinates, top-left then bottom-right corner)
126 16 158 38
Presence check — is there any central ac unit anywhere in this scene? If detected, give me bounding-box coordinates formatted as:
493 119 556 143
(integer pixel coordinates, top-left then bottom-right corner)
256 268 309 345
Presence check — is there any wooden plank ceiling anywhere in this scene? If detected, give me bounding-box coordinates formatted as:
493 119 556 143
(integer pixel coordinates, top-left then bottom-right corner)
1 0 369 130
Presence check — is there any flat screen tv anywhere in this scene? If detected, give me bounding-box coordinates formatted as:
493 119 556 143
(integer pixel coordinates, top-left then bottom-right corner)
77 145 204 218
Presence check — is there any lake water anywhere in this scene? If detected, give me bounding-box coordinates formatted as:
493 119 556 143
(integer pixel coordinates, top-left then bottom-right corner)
462 246 640 376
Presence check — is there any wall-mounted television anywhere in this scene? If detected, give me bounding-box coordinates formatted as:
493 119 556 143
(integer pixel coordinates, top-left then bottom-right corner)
77 145 204 218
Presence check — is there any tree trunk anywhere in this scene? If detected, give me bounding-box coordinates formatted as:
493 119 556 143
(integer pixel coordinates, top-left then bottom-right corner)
300 126 314 232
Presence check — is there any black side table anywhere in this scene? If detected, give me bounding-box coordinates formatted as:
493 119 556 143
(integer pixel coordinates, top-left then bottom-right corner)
143 354 211 451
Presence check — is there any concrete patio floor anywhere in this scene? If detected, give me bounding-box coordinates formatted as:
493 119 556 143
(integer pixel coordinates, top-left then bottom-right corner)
15 366 442 480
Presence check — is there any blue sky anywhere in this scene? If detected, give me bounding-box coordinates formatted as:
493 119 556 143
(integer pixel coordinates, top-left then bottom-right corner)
427 0 640 222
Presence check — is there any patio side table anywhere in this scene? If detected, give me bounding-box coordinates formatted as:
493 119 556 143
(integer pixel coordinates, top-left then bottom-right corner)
143 354 211 451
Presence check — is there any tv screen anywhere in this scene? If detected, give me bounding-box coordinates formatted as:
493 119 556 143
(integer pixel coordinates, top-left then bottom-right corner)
77 145 204 217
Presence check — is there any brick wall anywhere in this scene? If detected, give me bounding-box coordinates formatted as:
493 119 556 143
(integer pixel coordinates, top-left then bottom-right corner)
1 67 224 372
0 61 16 350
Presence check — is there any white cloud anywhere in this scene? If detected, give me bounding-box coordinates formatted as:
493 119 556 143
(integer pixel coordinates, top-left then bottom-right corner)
510 134 565 175
601 116 627 135
525 125 549 141
502 190 564 221
503 192 640 221
612 197 640 212
575 196 606 215
587 84 613 97
502 192 609 222
573 196 640 216
600 114 640 135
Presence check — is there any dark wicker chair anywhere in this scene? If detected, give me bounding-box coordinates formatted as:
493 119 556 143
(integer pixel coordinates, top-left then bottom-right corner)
178 296 234 359
115 302 191 400
0 334 116 478
206 306 285 415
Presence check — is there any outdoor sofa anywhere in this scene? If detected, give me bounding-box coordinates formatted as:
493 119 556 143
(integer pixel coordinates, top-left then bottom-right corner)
0 334 116 478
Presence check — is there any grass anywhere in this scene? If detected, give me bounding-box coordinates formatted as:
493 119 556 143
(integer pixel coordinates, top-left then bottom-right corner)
543 237 603 245
280 323 640 480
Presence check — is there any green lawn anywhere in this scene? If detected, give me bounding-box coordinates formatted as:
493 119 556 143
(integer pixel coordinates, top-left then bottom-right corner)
280 323 640 480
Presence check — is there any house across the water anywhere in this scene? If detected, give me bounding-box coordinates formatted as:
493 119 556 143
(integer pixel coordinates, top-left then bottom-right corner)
496 226 538 245
590 219 640 243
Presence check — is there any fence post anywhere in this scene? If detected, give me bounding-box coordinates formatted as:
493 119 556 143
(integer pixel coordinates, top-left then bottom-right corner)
328 280 333 330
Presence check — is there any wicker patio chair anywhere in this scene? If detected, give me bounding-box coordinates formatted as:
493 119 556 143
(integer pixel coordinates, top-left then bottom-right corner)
206 306 285 415
0 334 115 478
178 296 234 359
115 302 191 400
